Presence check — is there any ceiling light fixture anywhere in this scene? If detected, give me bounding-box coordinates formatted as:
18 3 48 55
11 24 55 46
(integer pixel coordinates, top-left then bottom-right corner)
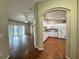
24 21 28 23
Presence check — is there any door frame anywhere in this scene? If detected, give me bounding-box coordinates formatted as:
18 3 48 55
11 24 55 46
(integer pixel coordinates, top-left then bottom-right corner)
41 7 71 58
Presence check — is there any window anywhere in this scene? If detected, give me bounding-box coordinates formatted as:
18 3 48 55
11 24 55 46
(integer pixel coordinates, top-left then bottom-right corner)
8 24 25 47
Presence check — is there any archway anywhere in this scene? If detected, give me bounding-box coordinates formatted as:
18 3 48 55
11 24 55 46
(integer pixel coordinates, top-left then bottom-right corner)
41 7 71 58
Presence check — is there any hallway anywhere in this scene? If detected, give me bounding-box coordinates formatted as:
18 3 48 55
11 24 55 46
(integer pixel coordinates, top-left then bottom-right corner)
9 36 66 59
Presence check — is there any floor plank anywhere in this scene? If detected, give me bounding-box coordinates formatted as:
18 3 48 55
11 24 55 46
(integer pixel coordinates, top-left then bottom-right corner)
9 36 66 59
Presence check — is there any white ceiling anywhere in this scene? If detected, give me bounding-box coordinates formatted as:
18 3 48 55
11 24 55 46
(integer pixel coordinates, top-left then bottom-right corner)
8 0 44 22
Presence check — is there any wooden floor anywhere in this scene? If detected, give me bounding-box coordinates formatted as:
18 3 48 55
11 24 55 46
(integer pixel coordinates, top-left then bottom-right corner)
9 35 66 59
39 37 66 59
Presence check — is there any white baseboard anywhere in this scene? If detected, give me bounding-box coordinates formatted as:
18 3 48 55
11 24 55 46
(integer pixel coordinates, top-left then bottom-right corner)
34 43 44 51
38 47 44 51
6 55 10 59
66 56 70 59
34 45 44 51
35 46 44 51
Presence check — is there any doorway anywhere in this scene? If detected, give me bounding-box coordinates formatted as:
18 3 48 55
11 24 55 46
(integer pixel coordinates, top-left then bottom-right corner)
8 21 35 59
41 7 71 58
43 10 67 41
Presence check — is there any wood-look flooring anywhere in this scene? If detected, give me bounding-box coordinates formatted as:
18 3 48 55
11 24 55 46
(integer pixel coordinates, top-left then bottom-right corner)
38 37 66 59
9 36 66 59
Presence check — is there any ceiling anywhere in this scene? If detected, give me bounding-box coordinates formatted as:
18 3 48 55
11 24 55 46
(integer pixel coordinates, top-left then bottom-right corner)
8 0 44 22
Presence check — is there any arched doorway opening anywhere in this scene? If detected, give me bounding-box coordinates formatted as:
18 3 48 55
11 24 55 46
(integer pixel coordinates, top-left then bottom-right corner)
41 7 71 58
